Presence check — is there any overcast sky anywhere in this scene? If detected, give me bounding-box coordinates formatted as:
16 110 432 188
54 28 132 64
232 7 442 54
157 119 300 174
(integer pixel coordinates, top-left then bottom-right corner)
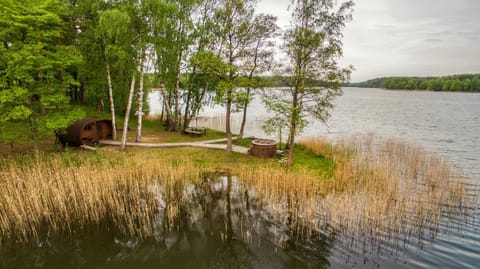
256 0 480 82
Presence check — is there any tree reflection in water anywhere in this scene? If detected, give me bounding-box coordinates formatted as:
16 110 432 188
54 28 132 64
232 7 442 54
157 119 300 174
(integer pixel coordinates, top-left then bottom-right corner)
1 175 334 269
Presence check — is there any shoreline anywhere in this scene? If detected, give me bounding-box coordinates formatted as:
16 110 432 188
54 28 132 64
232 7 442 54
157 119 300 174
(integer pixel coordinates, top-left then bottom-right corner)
343 86 480 93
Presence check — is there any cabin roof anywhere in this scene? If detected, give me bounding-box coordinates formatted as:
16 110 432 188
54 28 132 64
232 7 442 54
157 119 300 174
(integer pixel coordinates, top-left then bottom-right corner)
62 118 112 146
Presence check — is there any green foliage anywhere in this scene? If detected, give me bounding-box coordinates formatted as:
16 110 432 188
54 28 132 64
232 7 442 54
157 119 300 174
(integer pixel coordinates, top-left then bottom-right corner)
0 0 84 146
75 0 140 112
346 74 480 92
190 51 230 81
263 0 353 165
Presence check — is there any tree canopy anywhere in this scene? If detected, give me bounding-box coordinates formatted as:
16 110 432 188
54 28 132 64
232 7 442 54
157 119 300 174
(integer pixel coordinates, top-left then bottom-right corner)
0 0 84 156
263 0 353 166
1 0 354 163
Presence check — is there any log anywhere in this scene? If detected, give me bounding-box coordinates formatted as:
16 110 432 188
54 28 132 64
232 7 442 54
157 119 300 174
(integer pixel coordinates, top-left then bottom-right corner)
80 145 97 151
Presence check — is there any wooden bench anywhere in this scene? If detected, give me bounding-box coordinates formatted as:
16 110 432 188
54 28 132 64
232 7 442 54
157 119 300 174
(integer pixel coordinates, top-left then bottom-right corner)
183 127 207 136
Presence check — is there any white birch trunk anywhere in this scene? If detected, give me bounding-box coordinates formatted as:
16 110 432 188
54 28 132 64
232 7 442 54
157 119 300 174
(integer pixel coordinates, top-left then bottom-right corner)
136 53 145 142
120 75 136 151
106 61 117 140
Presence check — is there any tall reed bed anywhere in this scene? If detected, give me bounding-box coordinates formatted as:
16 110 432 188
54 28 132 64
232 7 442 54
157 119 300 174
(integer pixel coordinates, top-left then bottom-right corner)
0 155 202 242
0 136 474 246
237 136 473 243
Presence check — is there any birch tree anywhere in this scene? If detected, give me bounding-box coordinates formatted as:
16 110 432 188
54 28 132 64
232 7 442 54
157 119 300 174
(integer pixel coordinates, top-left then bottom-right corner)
263 0 354 166
213 0 257 152
147 0 199 132
182 0 218 131
97 9 131 140
119 0 149 150
236 14 278 141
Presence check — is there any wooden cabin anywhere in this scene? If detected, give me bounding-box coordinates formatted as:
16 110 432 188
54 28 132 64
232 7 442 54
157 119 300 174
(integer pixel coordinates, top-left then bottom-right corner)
57 118 113 146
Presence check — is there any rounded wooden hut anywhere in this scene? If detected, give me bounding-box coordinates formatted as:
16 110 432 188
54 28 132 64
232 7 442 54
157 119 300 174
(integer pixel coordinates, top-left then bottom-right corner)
57 118 113 146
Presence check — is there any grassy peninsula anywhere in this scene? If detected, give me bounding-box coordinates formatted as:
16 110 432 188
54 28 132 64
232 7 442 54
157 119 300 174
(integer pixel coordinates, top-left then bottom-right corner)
0 114 470 245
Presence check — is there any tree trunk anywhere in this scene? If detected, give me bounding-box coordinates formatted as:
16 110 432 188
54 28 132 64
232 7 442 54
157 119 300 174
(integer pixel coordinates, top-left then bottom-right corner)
79 81 85 103
174 79 180 132
99 98 105 112
174 52 182 132
226 92 232 152
136 54 145 143
120 75 136 151
187 85 208 130
237 88 250 142
226 40 234 153
287 92 298 166
28 113 39 161
183 89 191 131
160 84 174 130
27 96 39 160
106 60 117 140
160 101 165 122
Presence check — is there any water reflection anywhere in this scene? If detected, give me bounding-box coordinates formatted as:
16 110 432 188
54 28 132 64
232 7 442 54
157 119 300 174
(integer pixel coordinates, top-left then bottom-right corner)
2 171 478 269
1 175 334 269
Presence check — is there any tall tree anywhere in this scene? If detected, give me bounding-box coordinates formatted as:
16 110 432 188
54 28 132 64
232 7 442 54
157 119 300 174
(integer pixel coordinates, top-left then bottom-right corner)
119 0 149 150
0 0 84 157
147 0 199 132
213 0 257 152
182 0 219 131
236 14 278 141
263 0 353 166
97 8 132 140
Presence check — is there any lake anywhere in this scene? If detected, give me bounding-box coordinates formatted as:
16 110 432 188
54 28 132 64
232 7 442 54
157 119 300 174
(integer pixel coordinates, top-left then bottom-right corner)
1 88 478 269
149 87 480 178
147 87 480 268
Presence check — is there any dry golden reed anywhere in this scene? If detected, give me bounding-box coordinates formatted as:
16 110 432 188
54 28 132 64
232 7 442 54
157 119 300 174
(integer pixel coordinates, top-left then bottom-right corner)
0 135 473 245
236 135 472 242
0 155 202 242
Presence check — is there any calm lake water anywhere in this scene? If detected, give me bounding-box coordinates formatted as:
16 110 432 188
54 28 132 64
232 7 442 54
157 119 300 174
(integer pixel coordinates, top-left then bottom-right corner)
149 87 480 178
148 87 480 268
2 88 478 269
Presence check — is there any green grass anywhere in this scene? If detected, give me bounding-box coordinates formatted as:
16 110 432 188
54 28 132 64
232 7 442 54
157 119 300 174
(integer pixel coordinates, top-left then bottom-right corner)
233 138 253 147
290 144 336 177
1 105 337 180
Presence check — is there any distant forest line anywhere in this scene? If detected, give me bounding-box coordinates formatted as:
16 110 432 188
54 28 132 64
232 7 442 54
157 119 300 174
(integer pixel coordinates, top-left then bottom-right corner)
344 74 480 92
145 74 480 91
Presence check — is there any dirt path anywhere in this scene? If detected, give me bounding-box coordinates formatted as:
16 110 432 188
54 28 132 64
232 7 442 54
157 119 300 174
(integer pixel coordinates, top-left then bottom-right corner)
98 138 250 154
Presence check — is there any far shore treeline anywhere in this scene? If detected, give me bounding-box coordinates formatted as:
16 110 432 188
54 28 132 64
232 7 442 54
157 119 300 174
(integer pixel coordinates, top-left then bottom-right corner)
345 74 480 92
145 73 480 91
144 75 326 89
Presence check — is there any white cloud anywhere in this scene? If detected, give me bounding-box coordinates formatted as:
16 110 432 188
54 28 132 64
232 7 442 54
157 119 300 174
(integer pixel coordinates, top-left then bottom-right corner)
258 0 480 82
